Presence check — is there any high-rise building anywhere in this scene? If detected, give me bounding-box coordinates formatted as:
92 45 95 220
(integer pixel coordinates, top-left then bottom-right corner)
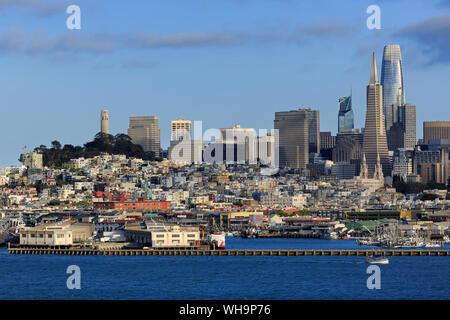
305 108 320 154
274 109 309 170
171 118 192 142
101 110 109 135
320 132 336 150
128 116 160 157
386 103 416 151
332 131 363 176
413 147 449 184
338 95 354 133
423 121 450 144
385 104 398 132
398 104 416 149
362 52 391 177
381 44 405 128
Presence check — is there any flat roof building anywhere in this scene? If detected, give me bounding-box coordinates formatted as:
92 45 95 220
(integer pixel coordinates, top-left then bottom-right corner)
128 116 160 157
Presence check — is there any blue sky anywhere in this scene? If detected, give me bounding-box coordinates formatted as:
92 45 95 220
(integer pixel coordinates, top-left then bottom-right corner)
0 0 449 166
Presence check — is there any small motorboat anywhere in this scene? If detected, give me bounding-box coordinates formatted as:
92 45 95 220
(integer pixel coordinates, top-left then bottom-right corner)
366 256 389 264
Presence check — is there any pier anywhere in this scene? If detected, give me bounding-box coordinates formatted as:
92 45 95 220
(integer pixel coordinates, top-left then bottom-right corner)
7 247 450 256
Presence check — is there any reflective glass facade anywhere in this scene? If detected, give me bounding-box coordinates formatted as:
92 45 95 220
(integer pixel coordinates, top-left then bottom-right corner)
338 96 354 133
381 45 405 126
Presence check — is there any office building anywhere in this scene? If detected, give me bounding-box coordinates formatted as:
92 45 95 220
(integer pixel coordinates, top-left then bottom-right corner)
128 116 160 157
333 131 363 176
305 108 320 154
423 121 450 144
320 132 336 150
331 162 356 180
413 147 449 184
398 104 416 149
381 45 405 127
338 95 354 133
362 52 391 177
386 104 416 150
274 109 309 170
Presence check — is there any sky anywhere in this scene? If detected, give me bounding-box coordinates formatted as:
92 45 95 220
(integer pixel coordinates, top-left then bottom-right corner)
0 0 449 166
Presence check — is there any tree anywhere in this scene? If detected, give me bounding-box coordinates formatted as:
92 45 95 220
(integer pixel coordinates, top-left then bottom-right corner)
425 181 446 190
51 140 62 150
35 132 159 167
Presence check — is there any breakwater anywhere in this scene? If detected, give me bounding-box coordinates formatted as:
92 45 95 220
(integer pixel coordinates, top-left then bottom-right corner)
8 247 450 256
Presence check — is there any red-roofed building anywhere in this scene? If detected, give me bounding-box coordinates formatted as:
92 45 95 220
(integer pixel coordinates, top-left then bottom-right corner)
94 199 171 212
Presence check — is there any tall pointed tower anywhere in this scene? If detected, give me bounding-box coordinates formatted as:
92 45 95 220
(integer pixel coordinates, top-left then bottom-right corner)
362 52 391 178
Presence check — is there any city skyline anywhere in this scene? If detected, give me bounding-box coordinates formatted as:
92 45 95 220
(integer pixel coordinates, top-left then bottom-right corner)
0 0 449 166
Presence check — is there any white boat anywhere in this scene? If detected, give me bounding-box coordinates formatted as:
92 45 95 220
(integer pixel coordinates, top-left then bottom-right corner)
425 242 441 248
366 256 389 264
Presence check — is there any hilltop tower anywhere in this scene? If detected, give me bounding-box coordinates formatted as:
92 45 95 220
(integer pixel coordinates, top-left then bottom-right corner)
101 109 109 135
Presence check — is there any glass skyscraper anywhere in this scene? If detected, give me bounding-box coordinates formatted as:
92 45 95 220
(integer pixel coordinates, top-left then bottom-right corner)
338 95 354 133
381 45 405 128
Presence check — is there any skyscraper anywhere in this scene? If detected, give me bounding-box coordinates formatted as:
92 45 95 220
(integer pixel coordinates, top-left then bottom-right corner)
338 95 354 133
362 52 391 177
128 116 160 157
398 104 416 149
381 45 405 128
305 109 320 154
274 109 309 170
386 103 416 150
101 110 109 135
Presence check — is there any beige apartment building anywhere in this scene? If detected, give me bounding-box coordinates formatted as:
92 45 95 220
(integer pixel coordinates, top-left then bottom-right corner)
171 118 192 141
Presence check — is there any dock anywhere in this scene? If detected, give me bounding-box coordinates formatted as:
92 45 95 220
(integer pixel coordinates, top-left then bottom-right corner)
7 247 450 256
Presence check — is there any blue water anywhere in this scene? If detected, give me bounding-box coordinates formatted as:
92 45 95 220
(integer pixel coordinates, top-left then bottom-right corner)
1 238 449 300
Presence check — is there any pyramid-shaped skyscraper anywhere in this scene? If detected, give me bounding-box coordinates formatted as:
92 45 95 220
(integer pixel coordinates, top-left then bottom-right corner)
362 52 391 178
